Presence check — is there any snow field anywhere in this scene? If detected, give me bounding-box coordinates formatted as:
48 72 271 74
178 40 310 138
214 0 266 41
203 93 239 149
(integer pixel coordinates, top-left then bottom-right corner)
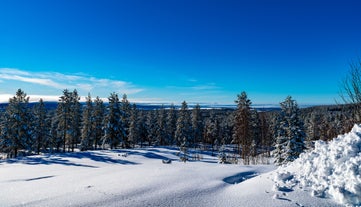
0 146 343 206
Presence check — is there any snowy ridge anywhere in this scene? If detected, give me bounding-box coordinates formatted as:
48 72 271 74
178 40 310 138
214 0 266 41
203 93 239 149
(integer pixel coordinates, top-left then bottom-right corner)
276 124 361 206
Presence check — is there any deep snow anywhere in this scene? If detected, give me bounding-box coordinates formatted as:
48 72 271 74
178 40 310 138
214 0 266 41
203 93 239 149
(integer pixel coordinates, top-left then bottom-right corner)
275 124 361 206
0 146 342 207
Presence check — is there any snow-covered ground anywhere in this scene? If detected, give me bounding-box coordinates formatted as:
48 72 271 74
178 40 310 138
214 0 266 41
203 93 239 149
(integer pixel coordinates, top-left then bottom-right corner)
0 146 344 207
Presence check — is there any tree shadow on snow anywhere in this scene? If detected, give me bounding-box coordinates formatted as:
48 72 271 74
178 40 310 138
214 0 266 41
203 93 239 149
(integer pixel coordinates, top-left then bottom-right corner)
223 171 258 184
114 149 171 161
2 151 138 167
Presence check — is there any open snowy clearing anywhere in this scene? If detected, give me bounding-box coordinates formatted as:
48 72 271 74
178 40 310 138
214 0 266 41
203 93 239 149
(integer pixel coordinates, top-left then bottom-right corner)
0 147 342 207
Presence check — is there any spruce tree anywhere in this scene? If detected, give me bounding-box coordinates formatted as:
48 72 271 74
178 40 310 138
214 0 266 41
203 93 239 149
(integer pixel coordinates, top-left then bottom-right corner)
146 110 157 146
32 99 50 154
156 106 167 146
128 104 139 148
80 94 94 151
0 89 32 157
102 92 124 149
175 101 191 162
93 96 105 149
204 111 219 156
57 89 72 152
191 104 203 148
121 94 131 148
69 89 82 152
273 96 306 165
232 92 252 165
165 104 177 145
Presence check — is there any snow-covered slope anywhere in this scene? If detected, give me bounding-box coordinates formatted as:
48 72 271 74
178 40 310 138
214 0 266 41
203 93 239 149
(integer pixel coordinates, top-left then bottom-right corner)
0 147 342 207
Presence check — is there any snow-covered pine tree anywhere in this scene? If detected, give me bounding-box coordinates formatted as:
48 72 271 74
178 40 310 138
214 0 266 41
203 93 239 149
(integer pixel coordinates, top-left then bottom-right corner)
0 89 32 158
175 101 191 162
80 94 94 151
273 96 306 165
204 111 219 156
165 104 177 145
69 89 82 152
57 89 72 152
32 98 50 154
93 96 105 149
232 91 252 165
191 104 203 148
128 104 139 148
121 94 131 148
146 110 158 146
138 110 149 148
156 106 167 146
102 92 125 149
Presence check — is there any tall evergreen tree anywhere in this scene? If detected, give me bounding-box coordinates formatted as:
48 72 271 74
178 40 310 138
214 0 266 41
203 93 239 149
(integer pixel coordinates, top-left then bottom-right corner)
156 106 167 146
80 94 94 151
146 110 157 146
0 89 32 157
57 89 72 152
175 101 191 161
128 104 139 148
191 104 203 148
32 99 50 154
93 96 105 149
232 92 252 165
273 96 306 165
102 92 124 149
204 111 219 156
121 94 131 148
165 104 177 145
69 89 82 152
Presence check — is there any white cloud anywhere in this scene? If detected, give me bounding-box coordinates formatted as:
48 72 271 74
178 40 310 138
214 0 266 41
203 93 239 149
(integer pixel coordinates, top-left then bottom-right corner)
0 68 144 98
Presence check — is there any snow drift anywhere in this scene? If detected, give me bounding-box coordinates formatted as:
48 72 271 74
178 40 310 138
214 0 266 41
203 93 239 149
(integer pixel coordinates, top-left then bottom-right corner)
276 124 361 206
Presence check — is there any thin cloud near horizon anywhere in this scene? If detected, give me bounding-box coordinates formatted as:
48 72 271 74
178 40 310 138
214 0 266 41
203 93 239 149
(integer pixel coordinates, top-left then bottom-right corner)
0 68 144 100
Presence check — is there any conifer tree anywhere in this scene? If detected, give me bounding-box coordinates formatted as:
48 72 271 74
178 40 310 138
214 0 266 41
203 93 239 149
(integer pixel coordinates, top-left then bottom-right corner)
69 89 82 152
138 110 149 148
102 92 124 149
80 94 94 151
273 96 306 165
175 101 191 161
165 104 177 145
93 96 105 149
156 106 167 146
128 104 139 148
0 89 32 157
146 110 157 146
57 89 72 152
232 91 252 164
204 111 219 156
191 104 203 148
121 94 131 148
50 113 61 152
32 99 50 154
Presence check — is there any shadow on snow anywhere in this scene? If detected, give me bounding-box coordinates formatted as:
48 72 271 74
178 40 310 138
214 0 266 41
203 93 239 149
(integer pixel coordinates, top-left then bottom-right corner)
223 171 258 184
2 151 138 167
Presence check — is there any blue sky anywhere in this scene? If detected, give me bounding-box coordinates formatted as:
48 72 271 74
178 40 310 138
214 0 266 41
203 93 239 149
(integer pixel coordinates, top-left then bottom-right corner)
1 0 361 105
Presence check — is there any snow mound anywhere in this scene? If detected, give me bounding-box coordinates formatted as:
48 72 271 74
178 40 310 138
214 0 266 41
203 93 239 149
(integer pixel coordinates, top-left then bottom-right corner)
282 124 361 206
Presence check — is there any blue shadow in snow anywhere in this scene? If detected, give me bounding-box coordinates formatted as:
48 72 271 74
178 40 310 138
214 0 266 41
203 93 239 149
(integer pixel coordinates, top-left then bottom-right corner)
223 171 258 184
2 151 138 167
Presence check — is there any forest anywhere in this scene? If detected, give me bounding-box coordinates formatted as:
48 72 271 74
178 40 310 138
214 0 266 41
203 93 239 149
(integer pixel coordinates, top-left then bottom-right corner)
0 88 358 165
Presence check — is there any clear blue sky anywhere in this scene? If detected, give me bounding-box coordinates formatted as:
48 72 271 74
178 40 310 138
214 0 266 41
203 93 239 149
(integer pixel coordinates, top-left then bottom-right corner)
1 0 361 105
